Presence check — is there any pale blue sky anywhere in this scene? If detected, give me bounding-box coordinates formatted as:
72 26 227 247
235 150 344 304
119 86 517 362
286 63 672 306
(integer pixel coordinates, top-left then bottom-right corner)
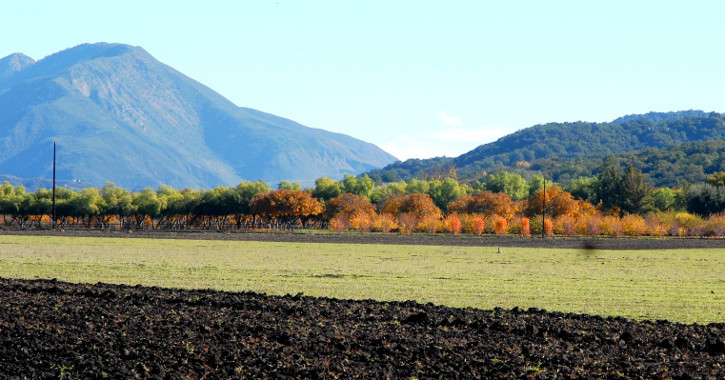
2 1 724 160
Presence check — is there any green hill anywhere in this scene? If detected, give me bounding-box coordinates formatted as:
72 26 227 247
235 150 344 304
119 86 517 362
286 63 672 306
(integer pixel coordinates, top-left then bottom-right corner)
367 111 725 186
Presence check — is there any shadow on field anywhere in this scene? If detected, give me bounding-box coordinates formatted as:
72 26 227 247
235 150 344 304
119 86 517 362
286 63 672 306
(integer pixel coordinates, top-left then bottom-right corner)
580 239 598 257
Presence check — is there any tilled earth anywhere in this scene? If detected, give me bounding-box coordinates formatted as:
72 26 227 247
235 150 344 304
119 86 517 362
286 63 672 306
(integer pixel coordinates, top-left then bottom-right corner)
7 228 725 250
1 278 724 379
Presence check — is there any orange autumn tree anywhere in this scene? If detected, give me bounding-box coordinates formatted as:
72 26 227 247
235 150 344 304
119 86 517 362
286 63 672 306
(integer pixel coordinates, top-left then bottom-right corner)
323 193 376 232
447 190 516 220
381 193 442 227
520 217 531 237
249 189 323 227
445 214 462 235
524 186 578 219
372 213 397 233
323 193 376 221
494 216 508 236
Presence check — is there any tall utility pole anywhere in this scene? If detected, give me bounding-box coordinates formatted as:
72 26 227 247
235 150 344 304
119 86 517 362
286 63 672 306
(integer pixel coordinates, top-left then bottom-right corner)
541 178 546 238
52 141 56 230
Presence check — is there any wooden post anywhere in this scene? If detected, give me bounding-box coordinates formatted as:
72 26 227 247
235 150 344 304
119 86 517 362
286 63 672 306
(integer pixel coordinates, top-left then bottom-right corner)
542 177 546 238
52 141 56 229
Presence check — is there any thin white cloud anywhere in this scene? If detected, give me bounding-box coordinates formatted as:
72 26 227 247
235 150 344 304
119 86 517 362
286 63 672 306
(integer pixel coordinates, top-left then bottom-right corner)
382 126 510 160
438 111 463 126
428 125 508 143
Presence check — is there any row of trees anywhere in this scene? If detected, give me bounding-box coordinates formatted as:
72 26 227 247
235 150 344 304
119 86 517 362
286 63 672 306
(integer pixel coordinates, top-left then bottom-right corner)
2 160 725 235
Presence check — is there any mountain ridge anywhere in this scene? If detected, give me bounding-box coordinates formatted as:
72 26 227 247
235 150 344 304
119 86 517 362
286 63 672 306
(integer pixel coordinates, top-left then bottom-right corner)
0 43 397 190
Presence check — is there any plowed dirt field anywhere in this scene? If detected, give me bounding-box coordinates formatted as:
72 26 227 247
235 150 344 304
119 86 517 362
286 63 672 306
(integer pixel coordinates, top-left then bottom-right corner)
2 277 724 379
8 228 725 249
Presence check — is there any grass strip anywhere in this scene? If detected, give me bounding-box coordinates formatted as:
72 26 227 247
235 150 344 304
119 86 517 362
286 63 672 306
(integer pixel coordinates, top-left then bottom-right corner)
0 235 722 323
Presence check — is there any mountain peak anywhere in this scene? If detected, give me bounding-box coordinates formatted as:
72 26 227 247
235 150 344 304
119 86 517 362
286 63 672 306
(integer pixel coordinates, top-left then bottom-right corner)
0 43 150 92
33 42 146 73
47 43 143 61
0 52 35 82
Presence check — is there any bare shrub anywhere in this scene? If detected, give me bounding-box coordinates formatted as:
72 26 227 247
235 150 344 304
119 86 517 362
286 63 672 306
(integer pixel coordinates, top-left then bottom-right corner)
398 213 417 234
645 214 668 237
554 214 577 236
328 215 348 232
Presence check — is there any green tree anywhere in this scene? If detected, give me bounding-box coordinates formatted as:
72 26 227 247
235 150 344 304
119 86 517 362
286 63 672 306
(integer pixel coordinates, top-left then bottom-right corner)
528 175 555 197
132 188 163 228
369 181 406 207
427 178 463 212
342 174 375 199
194 188 225 220
469 180 486 193
0 182 19 216
311 177 342 202
651 187 677 211
27 188 53 227
486 171 529 201
595 155 622 211
619 165 649 214
673 186 689 211
157 185 187 228
686 183 725 216
101 183 136 228
565 176 597 201
0 182 29 227
706 171 725 188
405 178 430 194
235 181 270 214
194 187 238 229
70 188 104 227
53 187 77 226
277 181 302 191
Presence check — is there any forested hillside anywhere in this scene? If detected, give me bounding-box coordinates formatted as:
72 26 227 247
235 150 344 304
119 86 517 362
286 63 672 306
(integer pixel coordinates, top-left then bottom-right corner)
367 111 725 186
533 140 725 187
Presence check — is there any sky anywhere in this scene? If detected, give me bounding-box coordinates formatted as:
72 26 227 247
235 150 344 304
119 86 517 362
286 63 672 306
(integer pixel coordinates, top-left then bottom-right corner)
2 1 724 160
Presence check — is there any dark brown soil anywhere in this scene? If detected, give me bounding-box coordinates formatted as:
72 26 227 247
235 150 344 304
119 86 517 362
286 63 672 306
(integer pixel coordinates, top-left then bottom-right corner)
6 228 725 250
1 278 724 379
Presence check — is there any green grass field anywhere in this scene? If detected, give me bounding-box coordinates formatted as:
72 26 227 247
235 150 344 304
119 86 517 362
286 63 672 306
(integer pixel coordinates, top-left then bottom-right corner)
0 234 723 324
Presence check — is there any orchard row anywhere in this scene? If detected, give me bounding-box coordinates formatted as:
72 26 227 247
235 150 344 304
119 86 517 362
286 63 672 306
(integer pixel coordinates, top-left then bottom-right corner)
2 167 725 236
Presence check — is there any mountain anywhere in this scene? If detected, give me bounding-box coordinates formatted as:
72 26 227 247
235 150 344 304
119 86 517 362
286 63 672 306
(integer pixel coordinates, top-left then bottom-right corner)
0 53 35 82
367 110 725 184
0 174 90 192
0 43 397 190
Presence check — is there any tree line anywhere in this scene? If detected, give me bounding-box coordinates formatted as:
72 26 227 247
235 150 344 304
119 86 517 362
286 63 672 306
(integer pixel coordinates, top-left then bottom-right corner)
2 160 725 236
